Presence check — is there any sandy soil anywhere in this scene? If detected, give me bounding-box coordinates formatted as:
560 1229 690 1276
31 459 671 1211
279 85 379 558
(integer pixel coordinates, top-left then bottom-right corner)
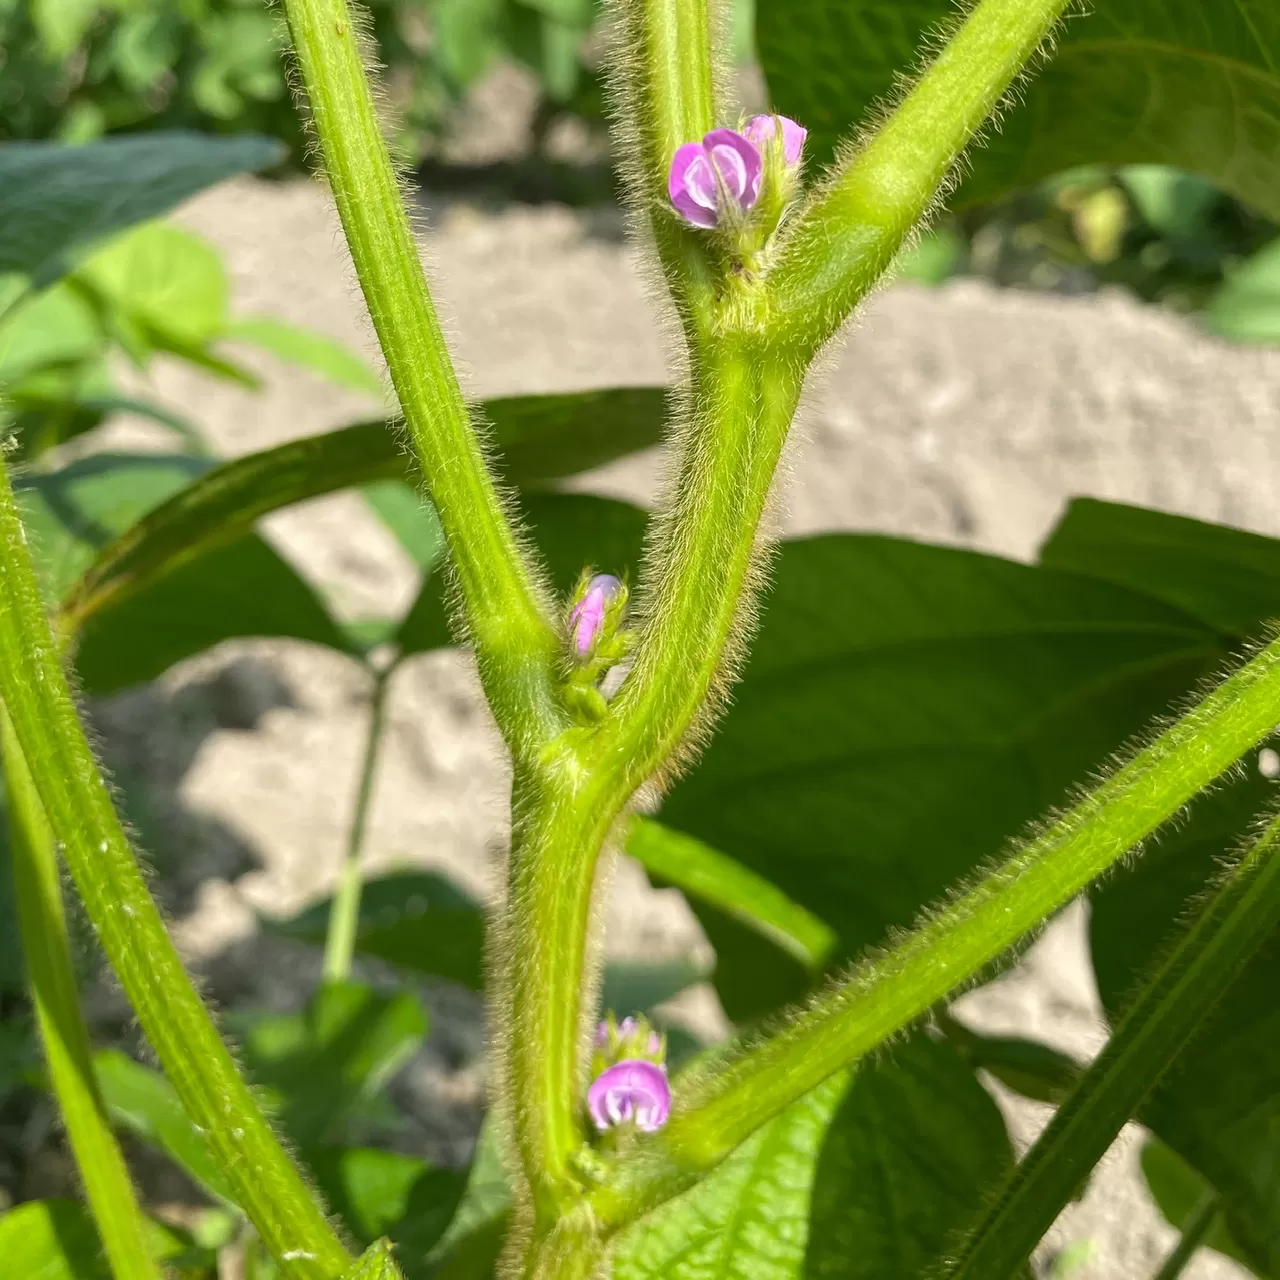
86 174 1280 1278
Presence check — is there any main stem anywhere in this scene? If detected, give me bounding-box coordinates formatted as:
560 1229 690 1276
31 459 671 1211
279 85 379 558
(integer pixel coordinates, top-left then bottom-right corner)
280 0 562 754
1 707 161 1280
0 461 352 1280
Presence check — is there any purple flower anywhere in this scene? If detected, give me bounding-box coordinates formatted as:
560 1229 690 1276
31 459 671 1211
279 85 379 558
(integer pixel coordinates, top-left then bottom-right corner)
668 129 763 229
743 114 807 168
569 574 621 655
587 1059 671 1133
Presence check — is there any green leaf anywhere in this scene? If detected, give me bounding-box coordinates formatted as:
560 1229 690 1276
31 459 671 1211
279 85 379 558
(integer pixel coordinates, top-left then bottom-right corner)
0 1199 190 1280
269 872 488 991
362 481 447 574
757 0 1280 219
18 453 350 692
305 1146 466 1264
344 1239 406 1280
628 819 837 973
1040 497 1280 637
1141 1139 1259 1275
0 281 103 384
226 316 385 398
940 1016 1082 1106
0 134 284 289
396 493 648 656
1121 166 1220 242
1091 768 1280 1276
483 386 666 490
658 535 1220 983
231 981 428 1147
598 958 706 1021
30 0 101 59
63 388 666 633
75 222 229 348
612 1073 847 1280
94 1049 236 1205
803 1036 1017 1279
1206 237 1280 346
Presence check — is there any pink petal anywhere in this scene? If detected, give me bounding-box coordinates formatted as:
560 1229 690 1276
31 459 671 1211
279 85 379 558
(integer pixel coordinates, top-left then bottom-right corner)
669 142 718 227
702 129 762 210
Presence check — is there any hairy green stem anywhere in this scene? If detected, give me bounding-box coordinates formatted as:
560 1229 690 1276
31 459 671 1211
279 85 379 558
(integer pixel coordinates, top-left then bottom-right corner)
279 0 561 754
603 342 804 791
587 637 1280 1229
502 758 616 1219
323 661 394 984
612 0 720 329
945 810 1280 1279
0 460 353 1280
1 707 161 1280
771 0 1072 351
1153 1193 1220 1280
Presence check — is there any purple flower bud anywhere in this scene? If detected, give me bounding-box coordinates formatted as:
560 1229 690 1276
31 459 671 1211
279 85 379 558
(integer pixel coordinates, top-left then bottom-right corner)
569 574 622 655
587 1059 671 1133
743 114 807 168
668 129 763 229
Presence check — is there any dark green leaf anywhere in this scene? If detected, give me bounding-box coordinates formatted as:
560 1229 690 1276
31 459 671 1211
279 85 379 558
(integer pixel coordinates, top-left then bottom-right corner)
804 1036 1017 1279
658 535 1219 983
362 481 447 574
305 1146 466 1265
612 1074 847 1280
757 1 1280 219
18 453 351 690
64 388 664 632
270 872 487 990
1040 497 1280 637
940 1015 1082 1106
1091 767 1280 1276
231 981 427 1147
1141 1138 1259 1276
397 493 647 656
0 134 284 289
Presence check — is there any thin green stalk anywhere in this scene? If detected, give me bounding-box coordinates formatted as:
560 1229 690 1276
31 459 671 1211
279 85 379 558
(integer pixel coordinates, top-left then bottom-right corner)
0 706 161 1280
1152 1193 1220 1280
585 636 1280 1230
944 811 1280 1280
323 661 393 983
770 0 1072 352
279 0 561 754
0 460 353 1280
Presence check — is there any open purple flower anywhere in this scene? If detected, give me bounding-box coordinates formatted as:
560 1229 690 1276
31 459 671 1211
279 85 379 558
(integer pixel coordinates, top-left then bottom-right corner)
587 1059 671 1133
569 574 621 655
743 114 807 168
668 129 763 228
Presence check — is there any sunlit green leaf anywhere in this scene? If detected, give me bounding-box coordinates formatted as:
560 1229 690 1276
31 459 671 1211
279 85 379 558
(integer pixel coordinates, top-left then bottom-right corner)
1206 237 1280 345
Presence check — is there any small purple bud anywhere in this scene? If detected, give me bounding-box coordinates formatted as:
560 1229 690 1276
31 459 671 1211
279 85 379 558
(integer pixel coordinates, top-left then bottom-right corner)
668 129 763 229
587 1059 671 1133
743 114 807 168
569 574 621 655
